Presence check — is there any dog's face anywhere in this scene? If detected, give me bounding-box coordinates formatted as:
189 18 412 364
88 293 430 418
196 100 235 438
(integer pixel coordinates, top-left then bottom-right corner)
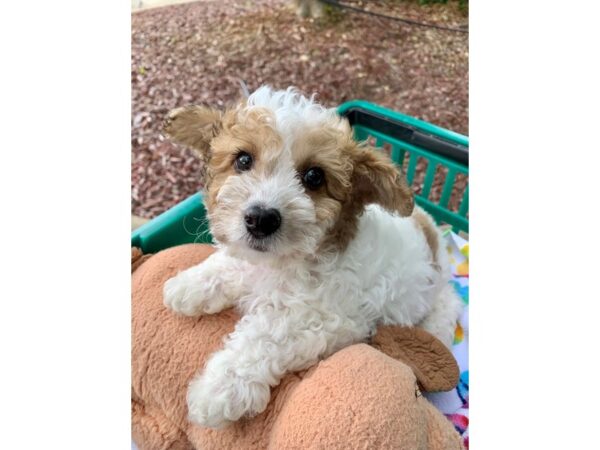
164 87 413 260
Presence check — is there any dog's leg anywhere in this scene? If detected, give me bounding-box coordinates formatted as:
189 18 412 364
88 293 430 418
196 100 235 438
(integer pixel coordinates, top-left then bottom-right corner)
163 249 250 316
418 283 463 348
186 308 355 428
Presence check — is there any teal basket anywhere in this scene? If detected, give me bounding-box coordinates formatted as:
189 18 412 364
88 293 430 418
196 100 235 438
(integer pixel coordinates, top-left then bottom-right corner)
132 101 469 254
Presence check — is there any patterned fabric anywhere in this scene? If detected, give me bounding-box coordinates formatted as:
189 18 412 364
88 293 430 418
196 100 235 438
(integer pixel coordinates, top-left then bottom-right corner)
426 232 469 448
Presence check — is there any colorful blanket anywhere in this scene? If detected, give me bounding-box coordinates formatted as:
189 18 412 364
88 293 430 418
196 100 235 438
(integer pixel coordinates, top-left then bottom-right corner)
426 231 469 449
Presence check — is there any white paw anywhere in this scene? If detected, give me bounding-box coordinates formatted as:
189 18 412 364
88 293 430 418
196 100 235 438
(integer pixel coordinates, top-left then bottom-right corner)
186 371 271 429
163 273 204 316
163 271 229 317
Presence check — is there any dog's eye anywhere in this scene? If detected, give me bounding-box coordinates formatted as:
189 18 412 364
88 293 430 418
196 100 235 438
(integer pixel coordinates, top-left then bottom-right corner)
234 151 253 172
302 167 325 190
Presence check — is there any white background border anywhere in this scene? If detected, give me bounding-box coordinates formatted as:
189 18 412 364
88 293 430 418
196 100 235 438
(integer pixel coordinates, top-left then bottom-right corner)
1 0 131 448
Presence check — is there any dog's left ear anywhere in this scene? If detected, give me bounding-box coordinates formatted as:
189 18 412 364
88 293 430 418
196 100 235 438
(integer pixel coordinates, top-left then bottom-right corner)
350 146 414 216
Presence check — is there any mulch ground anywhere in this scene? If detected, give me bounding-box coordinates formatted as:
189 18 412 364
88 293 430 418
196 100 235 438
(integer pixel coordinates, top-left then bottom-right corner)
132 0 468 219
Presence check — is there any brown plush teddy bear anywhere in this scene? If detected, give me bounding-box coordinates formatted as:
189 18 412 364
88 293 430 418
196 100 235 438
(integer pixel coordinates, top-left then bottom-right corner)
132 244 464 450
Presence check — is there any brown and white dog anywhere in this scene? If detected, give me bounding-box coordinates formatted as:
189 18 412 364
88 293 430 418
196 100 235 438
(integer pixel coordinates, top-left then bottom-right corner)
162 86 462 428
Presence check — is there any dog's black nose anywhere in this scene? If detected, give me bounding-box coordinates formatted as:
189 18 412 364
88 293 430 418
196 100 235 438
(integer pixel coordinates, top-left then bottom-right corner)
244 206 281 238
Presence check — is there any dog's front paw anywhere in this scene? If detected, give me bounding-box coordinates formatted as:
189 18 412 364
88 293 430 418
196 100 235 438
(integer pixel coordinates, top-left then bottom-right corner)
186 372 271 429
163 270 232 316
163 273 206 316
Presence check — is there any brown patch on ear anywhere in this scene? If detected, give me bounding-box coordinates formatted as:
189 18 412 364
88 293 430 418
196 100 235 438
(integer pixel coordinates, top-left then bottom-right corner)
350 146 414 216
371 325 459 392
413 208 440 269
319 145 414 253
163 106 222 161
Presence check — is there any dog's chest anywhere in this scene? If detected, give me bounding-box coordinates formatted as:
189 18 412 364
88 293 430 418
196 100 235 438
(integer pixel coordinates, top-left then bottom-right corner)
238 258 365 316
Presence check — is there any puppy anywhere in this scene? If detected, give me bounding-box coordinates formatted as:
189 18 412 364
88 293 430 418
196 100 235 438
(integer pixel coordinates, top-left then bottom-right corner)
163 86 463 428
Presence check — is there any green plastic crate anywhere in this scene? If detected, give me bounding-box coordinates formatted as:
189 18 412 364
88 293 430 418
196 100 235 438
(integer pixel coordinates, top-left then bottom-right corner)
132 101 469 253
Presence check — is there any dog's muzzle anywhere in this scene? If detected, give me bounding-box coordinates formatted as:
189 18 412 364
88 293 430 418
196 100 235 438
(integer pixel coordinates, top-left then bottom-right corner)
244 205 281 238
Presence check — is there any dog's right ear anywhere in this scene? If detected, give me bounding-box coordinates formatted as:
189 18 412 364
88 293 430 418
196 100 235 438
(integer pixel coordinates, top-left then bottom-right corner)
163 106 222 158
349 145 414 217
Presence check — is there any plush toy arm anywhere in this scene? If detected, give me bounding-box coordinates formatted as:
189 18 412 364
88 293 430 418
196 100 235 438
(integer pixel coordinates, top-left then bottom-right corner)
371 325 459 392
163 248 251 317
